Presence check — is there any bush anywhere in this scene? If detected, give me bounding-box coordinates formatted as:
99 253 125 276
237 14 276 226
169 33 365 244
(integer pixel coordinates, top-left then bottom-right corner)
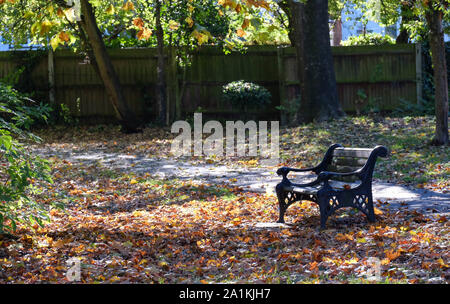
0 83 51 133
341 33 395 46
222 80 271 111
0 82 56 233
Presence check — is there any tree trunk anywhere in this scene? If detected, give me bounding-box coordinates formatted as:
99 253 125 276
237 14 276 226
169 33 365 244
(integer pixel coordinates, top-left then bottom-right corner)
79 0 138 132
287 0 305 114
396 1 415 44
332 18 342 46
277 1 295 47
426 5 449 145
294 0 344 122
155 0 167 125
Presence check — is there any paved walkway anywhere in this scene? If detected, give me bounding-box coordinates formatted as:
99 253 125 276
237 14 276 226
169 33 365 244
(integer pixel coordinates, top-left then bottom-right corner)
33 148 450 215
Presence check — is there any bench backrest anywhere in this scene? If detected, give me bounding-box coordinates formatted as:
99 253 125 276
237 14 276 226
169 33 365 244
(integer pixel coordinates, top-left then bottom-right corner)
321 145 388 182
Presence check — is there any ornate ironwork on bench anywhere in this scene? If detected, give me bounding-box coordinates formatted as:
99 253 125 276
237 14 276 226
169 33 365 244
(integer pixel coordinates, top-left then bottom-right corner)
275 144 389 229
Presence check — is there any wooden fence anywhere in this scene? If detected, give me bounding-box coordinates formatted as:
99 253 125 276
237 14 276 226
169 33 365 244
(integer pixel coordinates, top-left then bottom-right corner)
0 44 420 123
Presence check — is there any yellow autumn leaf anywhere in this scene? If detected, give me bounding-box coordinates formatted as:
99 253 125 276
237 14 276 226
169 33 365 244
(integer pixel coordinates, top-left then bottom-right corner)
168 20 180 31
59 31 70 42
335 233 353 241
258 0 271 10
23 11 34 19
106 4 115 15
219 0 236 9
40 20 53 36
56 8 65 18
236 28 246 37
133 17 144 29
68 32 77 45
185 16 194 28
231 217 242 226
191 29 210 45
31 22 41 36
437 258 449 268
242 18 250 29
137 28 152 40
374 207 383 215
385 249 402 261
122 1 135 11
50 35 61 51
47 4 54 15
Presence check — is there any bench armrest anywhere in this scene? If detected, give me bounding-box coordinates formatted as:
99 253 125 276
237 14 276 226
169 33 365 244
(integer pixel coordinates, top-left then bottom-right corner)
276 166 318 178
276 144 344 179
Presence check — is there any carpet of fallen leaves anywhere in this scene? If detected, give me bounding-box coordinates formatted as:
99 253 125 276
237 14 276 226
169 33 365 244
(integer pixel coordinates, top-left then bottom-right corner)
0 115 448 284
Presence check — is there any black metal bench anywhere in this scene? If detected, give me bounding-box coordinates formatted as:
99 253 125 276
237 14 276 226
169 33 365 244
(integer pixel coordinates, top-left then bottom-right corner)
275 144 388 229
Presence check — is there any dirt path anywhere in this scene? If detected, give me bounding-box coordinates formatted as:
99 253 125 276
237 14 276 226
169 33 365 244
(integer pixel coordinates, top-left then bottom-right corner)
32 147 450 215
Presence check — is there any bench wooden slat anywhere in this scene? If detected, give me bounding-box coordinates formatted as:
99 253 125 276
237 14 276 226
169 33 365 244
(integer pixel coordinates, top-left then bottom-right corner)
327 165 361 182
332 157 368 167
333 148 373 158
328 165 362 172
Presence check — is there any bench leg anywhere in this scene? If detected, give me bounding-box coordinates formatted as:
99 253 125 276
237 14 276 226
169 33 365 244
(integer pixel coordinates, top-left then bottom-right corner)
366 194 376 223
276 186 287 223
317 196 331 229
318 201 329 229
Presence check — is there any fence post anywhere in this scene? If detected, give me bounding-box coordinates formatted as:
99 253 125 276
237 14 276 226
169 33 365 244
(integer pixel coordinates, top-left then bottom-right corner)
277 46 286 125
415 43 423 105
48 49 56 106
166 47 180 123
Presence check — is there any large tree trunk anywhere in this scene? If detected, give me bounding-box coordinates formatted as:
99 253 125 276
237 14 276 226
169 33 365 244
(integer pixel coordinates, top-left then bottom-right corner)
292 0 344 122
155 0 167 125
79 0 138 132
426 5 449 145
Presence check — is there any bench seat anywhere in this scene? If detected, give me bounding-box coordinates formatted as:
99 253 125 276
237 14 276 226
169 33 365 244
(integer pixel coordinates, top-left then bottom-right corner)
283 180 360 195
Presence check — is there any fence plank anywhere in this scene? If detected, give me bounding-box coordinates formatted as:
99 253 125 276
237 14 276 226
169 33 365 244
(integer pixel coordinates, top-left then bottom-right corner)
0 44 418 122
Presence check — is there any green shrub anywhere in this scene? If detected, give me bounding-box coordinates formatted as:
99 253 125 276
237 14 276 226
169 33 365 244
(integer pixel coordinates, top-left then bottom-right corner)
0 82 57 233
276 95 301 125
0 83 51 133
341 33 395 46
222 80 271 111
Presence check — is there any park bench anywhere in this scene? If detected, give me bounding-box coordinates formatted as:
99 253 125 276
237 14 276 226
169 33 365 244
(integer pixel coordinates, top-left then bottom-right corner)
275 144 388 229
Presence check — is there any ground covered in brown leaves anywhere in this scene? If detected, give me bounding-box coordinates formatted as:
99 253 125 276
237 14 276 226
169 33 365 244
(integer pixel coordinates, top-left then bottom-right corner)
0 115 448 283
